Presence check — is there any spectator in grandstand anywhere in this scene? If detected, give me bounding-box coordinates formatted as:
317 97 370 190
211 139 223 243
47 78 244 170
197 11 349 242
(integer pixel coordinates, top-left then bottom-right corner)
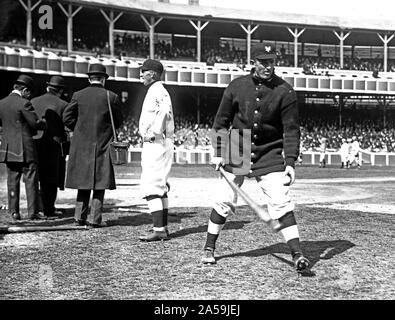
280 45 286 58
201 43 311 275
63 64 123 228
302 60 315 75
138 59 175 242
31 76 69 218
0 75 47 221
340 138 349 169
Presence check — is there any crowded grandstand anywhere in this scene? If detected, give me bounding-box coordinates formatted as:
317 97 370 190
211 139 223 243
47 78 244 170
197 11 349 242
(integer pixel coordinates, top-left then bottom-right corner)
1 0 395 163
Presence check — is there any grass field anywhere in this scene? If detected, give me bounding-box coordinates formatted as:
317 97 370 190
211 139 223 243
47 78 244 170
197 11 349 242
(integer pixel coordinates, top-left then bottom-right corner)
0 163 394 301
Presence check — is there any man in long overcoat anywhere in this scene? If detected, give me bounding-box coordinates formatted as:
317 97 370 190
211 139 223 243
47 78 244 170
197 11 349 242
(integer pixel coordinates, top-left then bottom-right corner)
0 74 47 220
63 64 122 227
31 75 68 218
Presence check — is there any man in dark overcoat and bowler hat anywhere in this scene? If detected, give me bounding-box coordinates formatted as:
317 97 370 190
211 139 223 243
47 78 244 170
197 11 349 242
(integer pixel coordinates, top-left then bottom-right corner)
0 74 47 220
63 64 122 228
31 75 69 218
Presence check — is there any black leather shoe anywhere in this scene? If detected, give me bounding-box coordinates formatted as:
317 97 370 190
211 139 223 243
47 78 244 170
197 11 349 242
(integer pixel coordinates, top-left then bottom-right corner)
87 222 107 229
29 212 47 220
11 212 21 221
74 219 87 226
45 211 63 219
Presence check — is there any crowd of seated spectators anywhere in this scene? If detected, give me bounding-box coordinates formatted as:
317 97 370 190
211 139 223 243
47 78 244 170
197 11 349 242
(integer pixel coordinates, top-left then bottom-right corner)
300 105 395 152
203 42 245 67
300 118 395 152
2 33 395 73
117 113 213 149
299 56 395 74
115 34 197 61
117 106 395 153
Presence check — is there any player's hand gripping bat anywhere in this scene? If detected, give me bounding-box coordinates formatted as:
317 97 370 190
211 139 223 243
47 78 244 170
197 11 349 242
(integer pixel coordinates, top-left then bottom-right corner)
218 166 281 232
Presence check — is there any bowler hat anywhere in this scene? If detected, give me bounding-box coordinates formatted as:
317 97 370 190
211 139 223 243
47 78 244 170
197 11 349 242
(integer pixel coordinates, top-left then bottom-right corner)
251 43 277 60
46 75 66 88
141 59 164 75
14 74 34 91
87 63 109 79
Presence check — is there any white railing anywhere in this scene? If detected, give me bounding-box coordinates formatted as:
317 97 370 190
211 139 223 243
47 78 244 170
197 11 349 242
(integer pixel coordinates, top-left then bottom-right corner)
125 147 395 166
2 45 395 94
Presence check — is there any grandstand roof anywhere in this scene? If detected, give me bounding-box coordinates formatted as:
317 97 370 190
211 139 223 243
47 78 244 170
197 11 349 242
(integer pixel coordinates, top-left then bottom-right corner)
63 0 395 32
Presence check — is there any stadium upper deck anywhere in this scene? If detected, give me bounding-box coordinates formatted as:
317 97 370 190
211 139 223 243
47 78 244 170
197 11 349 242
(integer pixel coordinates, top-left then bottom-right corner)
65 0 395 31
1 0 395 95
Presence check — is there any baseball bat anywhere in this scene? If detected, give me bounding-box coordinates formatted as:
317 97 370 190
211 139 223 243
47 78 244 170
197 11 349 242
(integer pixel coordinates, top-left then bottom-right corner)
0 225 89 234
219 166 281 232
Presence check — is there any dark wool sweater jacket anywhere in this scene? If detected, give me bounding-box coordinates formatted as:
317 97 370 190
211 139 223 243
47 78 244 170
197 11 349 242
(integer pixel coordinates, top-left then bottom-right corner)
212 72 300 177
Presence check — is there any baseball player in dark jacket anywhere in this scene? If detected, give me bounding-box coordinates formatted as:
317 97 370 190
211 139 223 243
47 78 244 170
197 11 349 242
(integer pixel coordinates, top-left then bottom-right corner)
63 64 122 228
0 75 47 220
31 75 68 218
201 43 311 274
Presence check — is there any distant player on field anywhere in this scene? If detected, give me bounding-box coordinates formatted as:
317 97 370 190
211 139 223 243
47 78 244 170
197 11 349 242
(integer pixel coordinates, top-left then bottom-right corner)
340 138 349 169
349 136 361 169
319 137 327 168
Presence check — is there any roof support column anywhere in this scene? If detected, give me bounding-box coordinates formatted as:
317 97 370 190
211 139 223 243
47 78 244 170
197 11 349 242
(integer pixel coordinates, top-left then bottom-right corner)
141 15 163 59
189 20 209 62
377 33 395 72
18 0 42 47
101 10 123 57
239 23 259 64
58 3 82 54
333 30 350 69
287 27 305 68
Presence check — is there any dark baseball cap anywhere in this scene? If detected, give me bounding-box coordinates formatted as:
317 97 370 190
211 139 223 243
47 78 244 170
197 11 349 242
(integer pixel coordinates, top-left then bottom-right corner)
141 59 164 75
251 43 277 60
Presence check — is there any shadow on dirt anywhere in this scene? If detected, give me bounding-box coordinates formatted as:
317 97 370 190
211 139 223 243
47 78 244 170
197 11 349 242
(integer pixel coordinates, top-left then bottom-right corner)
217 240 355 274
169 220 251 239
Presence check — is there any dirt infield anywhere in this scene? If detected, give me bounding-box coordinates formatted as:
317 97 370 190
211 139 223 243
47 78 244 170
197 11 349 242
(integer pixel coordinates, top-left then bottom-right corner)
0 164 394 300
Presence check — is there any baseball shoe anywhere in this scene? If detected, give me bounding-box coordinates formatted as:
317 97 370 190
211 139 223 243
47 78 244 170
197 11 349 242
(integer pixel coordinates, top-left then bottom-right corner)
139 229 169 242
201 248 216 265
146 226 170 237
293 252 311 273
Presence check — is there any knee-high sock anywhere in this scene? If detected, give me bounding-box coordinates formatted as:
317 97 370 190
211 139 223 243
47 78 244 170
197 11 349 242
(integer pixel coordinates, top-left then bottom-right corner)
161 194 168 227
146 195 165 231
278 211 302 257
204 202 233 250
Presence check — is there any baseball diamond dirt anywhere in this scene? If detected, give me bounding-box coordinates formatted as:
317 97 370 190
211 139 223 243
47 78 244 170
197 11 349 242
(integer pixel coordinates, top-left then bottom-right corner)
0 163 394 300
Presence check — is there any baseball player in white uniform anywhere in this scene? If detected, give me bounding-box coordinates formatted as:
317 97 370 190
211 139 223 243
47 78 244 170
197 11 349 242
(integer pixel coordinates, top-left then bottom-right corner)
319 137 327 168
349 136 361 169
340 138 349 169
138 59 175 242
